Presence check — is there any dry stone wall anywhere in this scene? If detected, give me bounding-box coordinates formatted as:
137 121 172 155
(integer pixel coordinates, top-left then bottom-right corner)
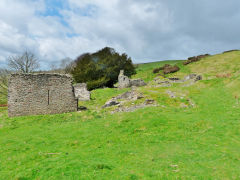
8 73 78 117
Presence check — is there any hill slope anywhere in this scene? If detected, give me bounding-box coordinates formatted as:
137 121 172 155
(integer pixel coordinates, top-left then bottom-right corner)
0 51 240 179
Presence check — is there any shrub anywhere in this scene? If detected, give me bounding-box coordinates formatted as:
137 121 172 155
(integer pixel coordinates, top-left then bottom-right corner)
71 47 136 90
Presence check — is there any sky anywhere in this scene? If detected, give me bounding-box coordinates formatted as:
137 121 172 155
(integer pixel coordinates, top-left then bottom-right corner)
0 0 240 69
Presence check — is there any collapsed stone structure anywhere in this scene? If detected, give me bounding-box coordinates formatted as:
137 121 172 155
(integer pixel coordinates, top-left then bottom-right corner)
118 70 146 89
73 83 91 101
8 74 78 117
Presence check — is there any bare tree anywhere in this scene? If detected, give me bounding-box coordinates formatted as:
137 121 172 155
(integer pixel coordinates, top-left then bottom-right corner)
7 51 40 73
0 69 9 96
59 57 75 74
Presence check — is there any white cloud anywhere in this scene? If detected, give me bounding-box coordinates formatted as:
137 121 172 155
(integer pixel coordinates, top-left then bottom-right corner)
0 0 239 69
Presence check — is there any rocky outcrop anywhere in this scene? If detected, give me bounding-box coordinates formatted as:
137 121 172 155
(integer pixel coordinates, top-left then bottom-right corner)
102 90 144 108
102 99 120 108
184 74 202 82
74 83 91 101
112 99 157 113
118 70 146 89
130 79 147 87
115 90 144 101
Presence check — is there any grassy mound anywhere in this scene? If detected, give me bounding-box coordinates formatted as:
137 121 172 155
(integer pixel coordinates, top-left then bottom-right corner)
1 51 240 179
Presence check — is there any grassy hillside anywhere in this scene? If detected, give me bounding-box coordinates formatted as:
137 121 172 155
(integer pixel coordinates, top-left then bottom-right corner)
1 51 240 179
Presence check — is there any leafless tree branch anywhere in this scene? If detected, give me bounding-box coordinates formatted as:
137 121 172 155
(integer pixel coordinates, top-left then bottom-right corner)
7 51 40 73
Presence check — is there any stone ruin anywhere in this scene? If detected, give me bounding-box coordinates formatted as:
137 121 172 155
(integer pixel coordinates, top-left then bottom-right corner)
73 83 91 101
8 73 91 117
118 70 146 89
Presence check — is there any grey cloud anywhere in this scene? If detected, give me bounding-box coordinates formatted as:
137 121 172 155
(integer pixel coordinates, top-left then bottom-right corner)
0 0 239 69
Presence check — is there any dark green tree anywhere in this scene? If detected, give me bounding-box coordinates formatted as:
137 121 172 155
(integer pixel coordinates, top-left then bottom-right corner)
71 47 136 90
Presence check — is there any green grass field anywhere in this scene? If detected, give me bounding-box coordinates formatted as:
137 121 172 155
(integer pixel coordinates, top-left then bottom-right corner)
1 51 240 179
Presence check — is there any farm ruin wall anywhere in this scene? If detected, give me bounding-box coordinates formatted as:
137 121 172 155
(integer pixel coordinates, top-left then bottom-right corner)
8 74 78 117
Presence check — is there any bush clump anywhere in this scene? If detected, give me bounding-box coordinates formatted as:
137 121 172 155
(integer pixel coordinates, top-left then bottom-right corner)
71 47 136 90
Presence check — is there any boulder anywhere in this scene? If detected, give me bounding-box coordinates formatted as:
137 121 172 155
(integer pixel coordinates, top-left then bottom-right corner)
195 75 202 81
184 74 197 81
102 99 120 108
130 79 147 87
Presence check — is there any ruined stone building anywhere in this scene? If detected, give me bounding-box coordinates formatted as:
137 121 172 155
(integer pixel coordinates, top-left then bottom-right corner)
118 70 147 89
8 74 78 117
73 83 91 101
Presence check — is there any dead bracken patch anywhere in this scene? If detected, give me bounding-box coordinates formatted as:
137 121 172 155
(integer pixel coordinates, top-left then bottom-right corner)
153 64 180 74
216 73 232 78
183 54 210 65
0 104 7 107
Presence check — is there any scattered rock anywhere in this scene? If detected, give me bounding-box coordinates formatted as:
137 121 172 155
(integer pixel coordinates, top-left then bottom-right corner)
184 74 202 81
187 99 195 107
184 74 198 81
168 77 180 81
130 79 147 87
168 77 184 83
195 75 202 81
102 99 120 108
157 81 172 87
112 100 157 113
115 90 144 101
180 103 188 108
166 90 176 98
144 99 155 105
102 90 144 108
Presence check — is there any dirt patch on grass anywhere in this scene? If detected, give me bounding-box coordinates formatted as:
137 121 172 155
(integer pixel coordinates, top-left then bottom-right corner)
0 104 7 107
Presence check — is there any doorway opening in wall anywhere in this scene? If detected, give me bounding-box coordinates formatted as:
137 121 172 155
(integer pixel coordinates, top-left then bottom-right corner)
48 90 50 105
